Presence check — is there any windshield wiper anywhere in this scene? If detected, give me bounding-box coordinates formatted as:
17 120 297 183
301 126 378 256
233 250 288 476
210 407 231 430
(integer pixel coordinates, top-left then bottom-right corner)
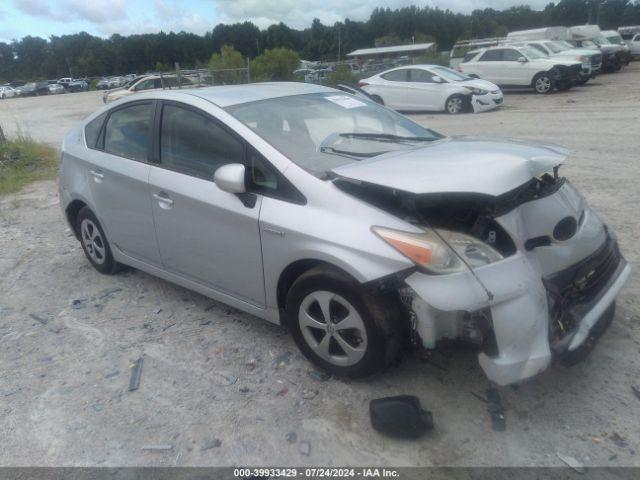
338 133 437 143
319 146 385 159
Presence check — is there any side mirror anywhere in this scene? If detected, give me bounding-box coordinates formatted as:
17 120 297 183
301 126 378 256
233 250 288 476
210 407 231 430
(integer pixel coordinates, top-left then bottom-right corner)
431 75 443 83
517 56 527 63
214 163 246 194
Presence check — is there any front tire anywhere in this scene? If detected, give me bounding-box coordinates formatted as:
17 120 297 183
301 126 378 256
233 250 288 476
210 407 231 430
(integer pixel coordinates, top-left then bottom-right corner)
533 72 554 94
285 266 403 378
76 207 121 274
445 94 466 114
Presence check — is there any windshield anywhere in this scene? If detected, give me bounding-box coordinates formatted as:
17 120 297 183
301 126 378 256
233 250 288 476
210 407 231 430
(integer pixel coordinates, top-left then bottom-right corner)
606 34 623 44
431 66 470 82
553 40 574 50
226 92 442 174
520 46 546 59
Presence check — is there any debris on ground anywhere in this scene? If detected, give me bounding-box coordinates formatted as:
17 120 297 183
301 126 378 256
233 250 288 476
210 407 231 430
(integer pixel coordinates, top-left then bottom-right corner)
369 395 433 439
276 387 289 396
301 389 319 400
200 438 222 451
225 375 238 385
556 452 585 473
486 388 506 432
299 440 311 456
29 313 48 325
71 299 85 310
162 323 176 332
142 444 174 451
286 431 297 443
273 351 291 369
308 370 330 382
128 357 143 392
609 431 628 448
239 386 250 393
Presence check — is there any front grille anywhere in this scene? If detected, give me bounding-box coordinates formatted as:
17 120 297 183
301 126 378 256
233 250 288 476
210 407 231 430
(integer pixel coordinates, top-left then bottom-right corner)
493 98 503 104
591 54 602 66
544 236 622 347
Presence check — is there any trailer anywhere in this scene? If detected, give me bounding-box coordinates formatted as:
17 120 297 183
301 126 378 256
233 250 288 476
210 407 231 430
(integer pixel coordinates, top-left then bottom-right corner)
506 27 570 41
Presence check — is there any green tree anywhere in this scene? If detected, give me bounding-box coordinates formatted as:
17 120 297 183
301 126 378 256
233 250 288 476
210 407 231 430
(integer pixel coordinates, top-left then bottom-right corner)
209 45 246 84
251 47 300 81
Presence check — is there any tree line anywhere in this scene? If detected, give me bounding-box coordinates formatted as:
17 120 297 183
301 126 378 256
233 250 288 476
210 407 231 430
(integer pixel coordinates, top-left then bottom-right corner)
1 0 640 82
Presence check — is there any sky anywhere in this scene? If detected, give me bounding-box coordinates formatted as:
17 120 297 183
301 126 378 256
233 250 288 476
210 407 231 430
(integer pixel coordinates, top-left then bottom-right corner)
0 0 552 42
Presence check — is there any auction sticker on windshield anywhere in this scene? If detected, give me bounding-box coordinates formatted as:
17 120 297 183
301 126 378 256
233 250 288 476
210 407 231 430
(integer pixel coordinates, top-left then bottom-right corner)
325 95 367 109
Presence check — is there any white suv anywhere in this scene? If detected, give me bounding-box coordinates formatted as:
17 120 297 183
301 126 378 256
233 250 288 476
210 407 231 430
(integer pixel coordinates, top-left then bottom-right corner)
459 45 583 94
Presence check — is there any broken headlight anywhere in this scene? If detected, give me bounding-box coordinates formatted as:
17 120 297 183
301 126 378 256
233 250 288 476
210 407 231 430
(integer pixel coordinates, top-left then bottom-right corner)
373 227 503 274
463 86 488 95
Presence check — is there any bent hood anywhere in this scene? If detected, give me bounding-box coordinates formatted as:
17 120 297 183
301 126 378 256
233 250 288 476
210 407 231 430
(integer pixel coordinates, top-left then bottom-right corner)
331 136 569 197
461 78 500 91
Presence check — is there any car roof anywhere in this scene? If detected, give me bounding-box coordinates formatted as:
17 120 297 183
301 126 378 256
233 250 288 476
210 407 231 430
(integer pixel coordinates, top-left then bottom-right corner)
175 82 335 108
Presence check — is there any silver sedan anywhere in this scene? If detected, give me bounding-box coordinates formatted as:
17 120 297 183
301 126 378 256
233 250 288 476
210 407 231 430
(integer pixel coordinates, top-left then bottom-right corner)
59 83 629 385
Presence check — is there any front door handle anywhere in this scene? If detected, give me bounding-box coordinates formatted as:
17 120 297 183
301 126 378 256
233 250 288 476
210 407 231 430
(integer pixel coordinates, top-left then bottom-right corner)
153 192 174 209
89 169 104 182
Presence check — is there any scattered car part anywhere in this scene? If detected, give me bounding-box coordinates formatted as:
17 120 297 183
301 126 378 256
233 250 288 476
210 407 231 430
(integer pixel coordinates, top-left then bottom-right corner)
486 388 506 431
128 357 143 391
369 395 433 439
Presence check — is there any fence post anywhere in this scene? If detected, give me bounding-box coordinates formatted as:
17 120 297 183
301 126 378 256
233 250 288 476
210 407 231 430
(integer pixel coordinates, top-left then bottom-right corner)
246 58 251 83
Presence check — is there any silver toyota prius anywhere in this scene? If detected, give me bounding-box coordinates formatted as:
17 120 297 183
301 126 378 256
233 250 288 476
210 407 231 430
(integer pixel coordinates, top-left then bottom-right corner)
59 82 630 385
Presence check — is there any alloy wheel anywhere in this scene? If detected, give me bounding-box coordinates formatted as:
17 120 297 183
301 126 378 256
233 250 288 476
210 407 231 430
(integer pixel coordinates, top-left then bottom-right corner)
298 291 368 367
447 97 463 114
535 76 551 93
80 218 106 265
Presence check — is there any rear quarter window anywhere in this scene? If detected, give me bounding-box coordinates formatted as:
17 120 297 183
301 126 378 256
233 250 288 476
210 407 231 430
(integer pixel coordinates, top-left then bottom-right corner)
85 112 107 149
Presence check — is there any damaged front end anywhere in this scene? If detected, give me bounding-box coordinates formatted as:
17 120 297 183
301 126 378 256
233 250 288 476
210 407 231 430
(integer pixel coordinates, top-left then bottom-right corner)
333 138 630 385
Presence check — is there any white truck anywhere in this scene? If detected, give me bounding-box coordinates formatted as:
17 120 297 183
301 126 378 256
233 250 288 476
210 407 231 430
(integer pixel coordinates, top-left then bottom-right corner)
568 25 626 72
618 26 640 58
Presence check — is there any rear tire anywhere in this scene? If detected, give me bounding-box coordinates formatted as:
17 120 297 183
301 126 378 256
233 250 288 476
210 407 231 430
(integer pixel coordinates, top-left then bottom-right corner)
533 72 554 94
285 265 403 378
76 207 121 274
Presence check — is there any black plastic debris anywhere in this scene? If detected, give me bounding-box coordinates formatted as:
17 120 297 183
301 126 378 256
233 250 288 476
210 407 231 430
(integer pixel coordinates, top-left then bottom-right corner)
369 395 433 439
486 388 506 432
128 357 143 392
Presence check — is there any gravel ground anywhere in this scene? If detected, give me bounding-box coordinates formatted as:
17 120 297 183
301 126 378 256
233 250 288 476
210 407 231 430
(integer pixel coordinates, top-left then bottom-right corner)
0 67 639 468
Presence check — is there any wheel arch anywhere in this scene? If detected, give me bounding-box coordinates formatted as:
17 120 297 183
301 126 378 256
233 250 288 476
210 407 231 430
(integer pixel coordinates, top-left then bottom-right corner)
65 199 88 239
276 259 359 313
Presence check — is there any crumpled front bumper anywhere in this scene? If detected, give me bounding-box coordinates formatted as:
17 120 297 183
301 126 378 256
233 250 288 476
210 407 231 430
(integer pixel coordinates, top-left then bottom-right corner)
471 92 503 113
402 182 631 385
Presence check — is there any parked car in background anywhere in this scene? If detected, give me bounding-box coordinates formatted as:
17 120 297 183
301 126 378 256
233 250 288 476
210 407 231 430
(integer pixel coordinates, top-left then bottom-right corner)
58 77 73 88
0 86 18 99
359 64 503 114
601 30 632 64
17 82 38 96
108 76 126 89
568 25 624 72
619 26 640 58
96 77 111 90
48 83 65 94
67 79 89 92
34 81 50 95
103 74 194 103
504 40 601 84
459 45 582 94
59 82 630 385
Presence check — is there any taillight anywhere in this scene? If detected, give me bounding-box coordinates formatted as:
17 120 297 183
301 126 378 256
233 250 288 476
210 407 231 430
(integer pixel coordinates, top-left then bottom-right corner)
357 80 369 87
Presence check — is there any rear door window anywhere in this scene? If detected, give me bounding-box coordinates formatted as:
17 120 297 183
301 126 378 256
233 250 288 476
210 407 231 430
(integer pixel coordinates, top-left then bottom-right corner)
85 112 108 149
479 49 503 61
503 49 523 61
380 69 408 82
103 103 153 162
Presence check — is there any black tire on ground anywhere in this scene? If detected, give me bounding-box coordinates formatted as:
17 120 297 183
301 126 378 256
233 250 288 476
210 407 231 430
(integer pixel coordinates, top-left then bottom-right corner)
76 206 121 274
370 94 384 105
285 265 403 378
532 72 555 94
556 82 572 91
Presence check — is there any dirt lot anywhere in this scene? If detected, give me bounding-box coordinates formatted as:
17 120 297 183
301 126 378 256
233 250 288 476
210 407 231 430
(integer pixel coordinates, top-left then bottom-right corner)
1 68 639 468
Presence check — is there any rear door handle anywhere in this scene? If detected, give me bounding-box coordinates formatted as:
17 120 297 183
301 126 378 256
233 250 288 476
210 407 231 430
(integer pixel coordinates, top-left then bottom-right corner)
153 192 174 209
89 169 104 183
